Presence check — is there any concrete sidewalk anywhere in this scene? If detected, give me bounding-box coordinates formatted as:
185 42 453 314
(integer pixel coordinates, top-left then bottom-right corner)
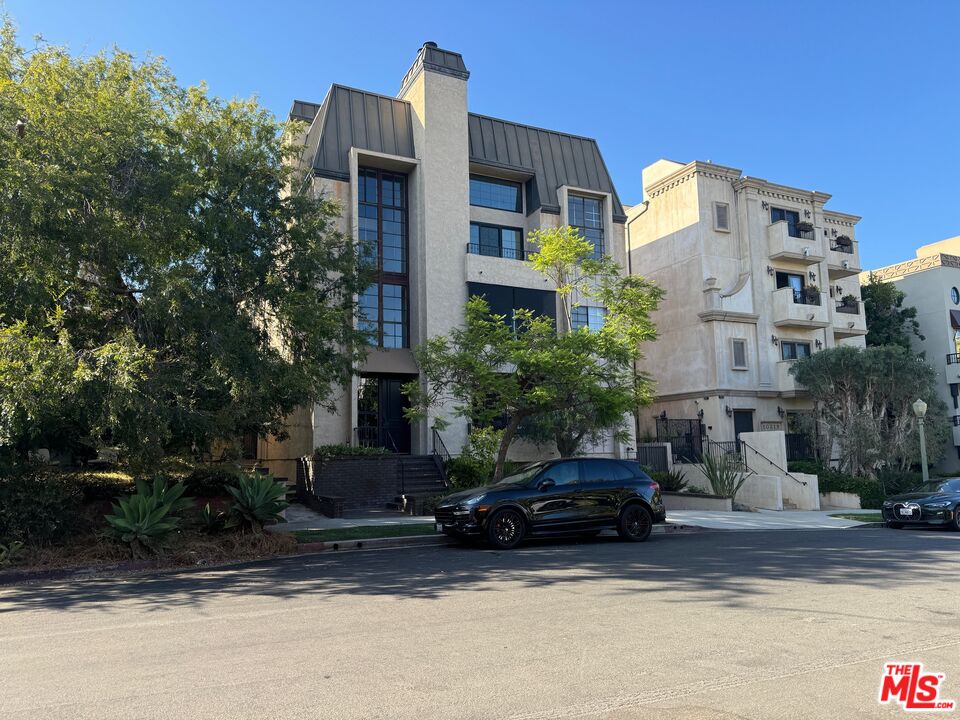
280 503 878 533
666 509 877 530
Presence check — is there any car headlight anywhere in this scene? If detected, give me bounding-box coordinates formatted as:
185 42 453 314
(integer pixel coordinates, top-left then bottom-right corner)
453 496 483 515
882 501 893 507
925 501 951 508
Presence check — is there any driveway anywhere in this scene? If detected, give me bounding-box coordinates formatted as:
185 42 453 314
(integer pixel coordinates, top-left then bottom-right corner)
1 528 957 719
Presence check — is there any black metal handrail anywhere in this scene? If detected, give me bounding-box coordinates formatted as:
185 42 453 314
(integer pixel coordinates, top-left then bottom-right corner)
835 300 860 314
704 439 746 470
947 353 960 365
739 438 807 486
431 428 451 464
952 416 960 427
466 241 531 261
830 241 855 254
790 289 822 306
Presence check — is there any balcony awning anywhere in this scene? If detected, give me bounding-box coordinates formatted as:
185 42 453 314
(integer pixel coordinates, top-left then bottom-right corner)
951 310 960 329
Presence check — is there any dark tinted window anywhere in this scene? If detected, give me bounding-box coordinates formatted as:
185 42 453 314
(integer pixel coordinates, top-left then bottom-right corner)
470 176 522 212
569 195 604 259
541 461 579 486
582 460 634 483
467 282 557 329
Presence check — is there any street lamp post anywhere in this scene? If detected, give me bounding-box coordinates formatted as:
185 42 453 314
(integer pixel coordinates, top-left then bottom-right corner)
912 398 929 485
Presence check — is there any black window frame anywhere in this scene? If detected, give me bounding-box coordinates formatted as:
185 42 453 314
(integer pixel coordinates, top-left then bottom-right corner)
468 222 526 260
781 340 812 361
770 206 801 238
469 175 522 213
358 167 409 349
571 305 607 332
568 194 604 259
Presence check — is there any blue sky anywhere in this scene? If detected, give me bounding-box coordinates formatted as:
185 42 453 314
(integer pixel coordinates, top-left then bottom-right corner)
6 0 958 269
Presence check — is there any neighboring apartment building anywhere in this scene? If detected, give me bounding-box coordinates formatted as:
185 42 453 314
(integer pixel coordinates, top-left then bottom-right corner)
864 236 960 473
255 42 631 480
626 160 866 456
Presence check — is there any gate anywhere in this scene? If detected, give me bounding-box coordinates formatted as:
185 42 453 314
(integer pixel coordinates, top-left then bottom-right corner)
656 418 705 463
784 433 815 462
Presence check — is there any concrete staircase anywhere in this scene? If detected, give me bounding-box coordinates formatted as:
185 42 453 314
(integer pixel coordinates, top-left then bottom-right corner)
387 455 448 513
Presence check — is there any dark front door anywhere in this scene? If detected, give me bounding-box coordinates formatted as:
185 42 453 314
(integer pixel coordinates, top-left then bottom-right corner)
357 375 412 453
733 410 754 439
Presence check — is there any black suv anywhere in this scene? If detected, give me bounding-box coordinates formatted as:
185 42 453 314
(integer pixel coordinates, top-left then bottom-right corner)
434 458 665 549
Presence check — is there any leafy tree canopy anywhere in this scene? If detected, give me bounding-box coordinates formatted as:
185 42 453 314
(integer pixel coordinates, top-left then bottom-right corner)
862 274 923 349
405 226 662 479
0 22 369 464
790 345 947 476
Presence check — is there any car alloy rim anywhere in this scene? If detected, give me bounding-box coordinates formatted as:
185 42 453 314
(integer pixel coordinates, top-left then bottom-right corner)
627 507 650 537
494 511 521 544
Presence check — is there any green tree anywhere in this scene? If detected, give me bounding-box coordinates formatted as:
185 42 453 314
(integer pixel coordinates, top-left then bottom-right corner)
861 274 923 349
0 23 369 463
405 226 662 480
790 345 948 476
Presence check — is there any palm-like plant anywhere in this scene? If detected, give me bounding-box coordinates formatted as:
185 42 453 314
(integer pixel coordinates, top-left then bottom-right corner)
105 479 191 556
226 473 289 533
699 452 748 500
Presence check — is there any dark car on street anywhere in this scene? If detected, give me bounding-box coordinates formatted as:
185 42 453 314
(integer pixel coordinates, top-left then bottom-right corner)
434 458 665 549
881 478 960 530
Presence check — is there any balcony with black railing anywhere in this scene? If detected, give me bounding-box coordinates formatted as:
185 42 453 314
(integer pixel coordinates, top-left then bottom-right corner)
466 242 532 261
827 235 860 278
946 353 960 384
772 287 829 328
767 221 824 264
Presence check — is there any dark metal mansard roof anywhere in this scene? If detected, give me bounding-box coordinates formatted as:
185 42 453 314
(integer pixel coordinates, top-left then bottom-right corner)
289 87 625 222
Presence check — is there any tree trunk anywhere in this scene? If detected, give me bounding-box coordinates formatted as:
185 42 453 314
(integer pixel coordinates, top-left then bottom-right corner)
493 414 524 482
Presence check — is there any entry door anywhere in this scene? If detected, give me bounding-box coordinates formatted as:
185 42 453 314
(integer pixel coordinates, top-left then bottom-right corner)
379 378 411 454
733 410 754 439
357 376 411 453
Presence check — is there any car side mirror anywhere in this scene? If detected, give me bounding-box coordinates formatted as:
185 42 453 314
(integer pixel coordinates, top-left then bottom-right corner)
538 478 556 491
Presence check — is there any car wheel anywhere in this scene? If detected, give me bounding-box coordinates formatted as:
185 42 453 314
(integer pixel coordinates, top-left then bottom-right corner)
952 509 960 532
617 503 653 542
886 521 904 529
487 508 525 550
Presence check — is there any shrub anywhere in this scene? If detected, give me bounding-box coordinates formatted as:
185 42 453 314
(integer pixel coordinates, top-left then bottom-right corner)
200 503 227 534
0 540 25 567
184 465 243 497
0 471 83 545
445 427 502 489
798 462 887 509
63 469 135 501
226 473 289 532
105 479 192 556
699 452 747 500
315 444 390 461
876 468 924 496
648 468 687 492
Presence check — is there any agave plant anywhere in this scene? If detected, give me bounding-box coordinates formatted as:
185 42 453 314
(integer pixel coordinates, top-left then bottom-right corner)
0 540 25 568
105 478 191 556
226 473 289 533
699 452 748 500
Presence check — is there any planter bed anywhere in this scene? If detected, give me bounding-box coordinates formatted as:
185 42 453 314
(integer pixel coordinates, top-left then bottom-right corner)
662 491 733 512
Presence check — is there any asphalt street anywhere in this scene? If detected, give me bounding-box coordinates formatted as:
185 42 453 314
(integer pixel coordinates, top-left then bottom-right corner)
2 527 959 719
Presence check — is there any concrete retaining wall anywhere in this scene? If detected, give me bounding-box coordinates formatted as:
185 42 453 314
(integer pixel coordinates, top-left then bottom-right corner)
820 491 861 509
783 472 821 510
662 492 732 511
675 463 782 510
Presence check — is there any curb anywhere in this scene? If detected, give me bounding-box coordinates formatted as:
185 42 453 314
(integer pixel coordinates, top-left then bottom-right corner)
0 523 712 586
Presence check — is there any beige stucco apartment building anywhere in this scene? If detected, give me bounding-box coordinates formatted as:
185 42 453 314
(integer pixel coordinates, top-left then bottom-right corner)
255 42 632 481
626 160 867 456
865 237 960 473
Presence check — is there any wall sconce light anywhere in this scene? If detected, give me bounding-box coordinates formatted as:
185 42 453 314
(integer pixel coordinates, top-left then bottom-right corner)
659 410 668 420
808 270 817 281
847 321 855 329
777 406 785 418
697 408 705 420
807 313 816 321
762 201 769 210
767 265 775 276
771 334 779 345
804 209 812 218
815 339 823 349
725 405 733 417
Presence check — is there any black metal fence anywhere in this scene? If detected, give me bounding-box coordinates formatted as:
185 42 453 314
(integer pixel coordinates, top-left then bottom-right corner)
784 432 815 462
633 445 669 472
656 418 705 463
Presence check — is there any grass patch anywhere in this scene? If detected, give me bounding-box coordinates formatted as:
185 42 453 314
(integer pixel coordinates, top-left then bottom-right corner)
830 512 883 523
292 523 438 543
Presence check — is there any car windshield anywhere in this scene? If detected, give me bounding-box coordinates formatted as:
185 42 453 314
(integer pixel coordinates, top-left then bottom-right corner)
914 479 960 494
494 462 545 487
